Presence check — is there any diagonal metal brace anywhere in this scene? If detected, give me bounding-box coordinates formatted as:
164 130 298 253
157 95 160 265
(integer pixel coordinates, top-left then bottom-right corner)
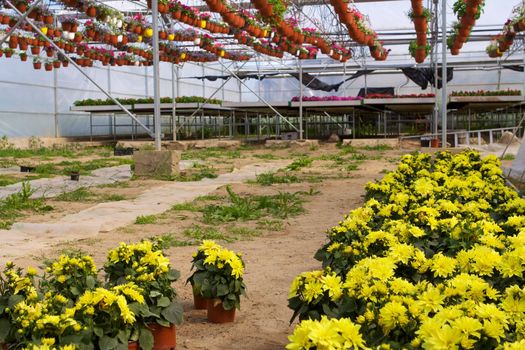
218 60 299 132
0 0 44 47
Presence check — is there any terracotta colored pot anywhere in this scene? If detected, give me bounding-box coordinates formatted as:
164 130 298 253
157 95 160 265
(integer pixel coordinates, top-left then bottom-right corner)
16 3 27 12
193 293 208 310
44 15 53 24
415 48 426 63
411 0 423 13
128 342 139 350
86 6 97 17
148 323 176 350
431 138 441 148
44 63 53 71
9 36 18 49
207 299 235 323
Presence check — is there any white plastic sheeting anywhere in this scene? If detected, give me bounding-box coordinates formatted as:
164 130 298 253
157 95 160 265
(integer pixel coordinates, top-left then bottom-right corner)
0 59 240 138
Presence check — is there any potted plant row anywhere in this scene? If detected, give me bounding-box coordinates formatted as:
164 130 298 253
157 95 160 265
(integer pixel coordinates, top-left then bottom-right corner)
0 240 183 350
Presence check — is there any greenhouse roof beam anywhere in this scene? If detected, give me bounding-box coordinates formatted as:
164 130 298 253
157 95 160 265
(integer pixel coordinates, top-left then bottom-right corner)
194 0 402 10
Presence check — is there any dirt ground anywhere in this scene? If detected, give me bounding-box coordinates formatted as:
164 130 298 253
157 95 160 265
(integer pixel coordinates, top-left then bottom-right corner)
10 145 409 349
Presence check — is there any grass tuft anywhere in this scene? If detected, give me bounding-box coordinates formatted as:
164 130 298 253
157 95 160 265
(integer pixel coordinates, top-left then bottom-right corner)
135 215 157 225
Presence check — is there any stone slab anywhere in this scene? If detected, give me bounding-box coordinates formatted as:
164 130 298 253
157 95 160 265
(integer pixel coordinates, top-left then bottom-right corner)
342 139 399 148
133 150 181 177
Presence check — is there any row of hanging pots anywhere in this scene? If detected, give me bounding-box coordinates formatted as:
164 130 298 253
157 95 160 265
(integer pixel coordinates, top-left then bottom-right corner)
409 0 429 62
449 0 484 55
329 0 387 61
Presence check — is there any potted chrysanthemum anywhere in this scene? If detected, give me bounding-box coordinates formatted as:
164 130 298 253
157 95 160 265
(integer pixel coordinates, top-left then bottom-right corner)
188 240 246 323
104 241 183 350
72 283 147 350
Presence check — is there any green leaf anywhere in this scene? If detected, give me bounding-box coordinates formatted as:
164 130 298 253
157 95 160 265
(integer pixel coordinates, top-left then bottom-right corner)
94 327 104 337
149 290 162 298
139 329 154 350
0 319 10 342
115 343 128 350
86 275 96 289
7 294 24 308
99 336 118 350
161 301 184 325
70 285 80 296
157 296 170 307
216 284 229 297
167 269 180 281
117 330 130 344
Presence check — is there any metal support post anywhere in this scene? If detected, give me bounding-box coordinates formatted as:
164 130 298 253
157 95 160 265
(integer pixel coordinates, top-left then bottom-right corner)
299 60 304 140
441 0 447 148
152 0 161 150
172 65 178 141
53 69 59 138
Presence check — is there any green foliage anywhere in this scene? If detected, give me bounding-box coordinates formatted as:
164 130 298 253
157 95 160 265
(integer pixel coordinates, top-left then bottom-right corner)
286 157 313 171
181 147 241 160
55 188 94 202
171 202 200 212
253 172 300 186
182 224 234 242
33 158 133 177
201 186 306 224
74 96 222 107
149 233 195 249
0 182 53 229
135 215 157 225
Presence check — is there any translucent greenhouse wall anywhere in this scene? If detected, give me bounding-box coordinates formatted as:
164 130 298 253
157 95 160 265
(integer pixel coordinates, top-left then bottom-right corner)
0 59 240 138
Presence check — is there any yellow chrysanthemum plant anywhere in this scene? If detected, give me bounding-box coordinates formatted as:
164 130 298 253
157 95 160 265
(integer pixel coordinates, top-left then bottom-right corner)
104 241 183 347
70 283 147 350
0 262 40 347
288 151 525 349
41 253 99 302
288 269 344 323
187 240 246 311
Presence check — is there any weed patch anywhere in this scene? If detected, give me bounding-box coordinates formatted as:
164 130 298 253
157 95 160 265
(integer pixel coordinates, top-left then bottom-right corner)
0 183 53 229
135 215 157 225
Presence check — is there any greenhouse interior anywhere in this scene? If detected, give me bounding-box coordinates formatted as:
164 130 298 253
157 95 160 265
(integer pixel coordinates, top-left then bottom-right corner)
1 0 525 349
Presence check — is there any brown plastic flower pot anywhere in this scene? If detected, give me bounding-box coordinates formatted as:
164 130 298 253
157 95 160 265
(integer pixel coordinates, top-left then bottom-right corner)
70 171 80 181
207 299 235 323
148 323 176 350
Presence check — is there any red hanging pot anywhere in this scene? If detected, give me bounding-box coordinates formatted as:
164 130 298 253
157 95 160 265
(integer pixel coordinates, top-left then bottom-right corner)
415 48 426 63
207 299 236 323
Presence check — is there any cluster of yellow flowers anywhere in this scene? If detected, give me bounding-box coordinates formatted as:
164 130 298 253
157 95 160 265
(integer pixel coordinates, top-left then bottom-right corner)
288 151 525 349
286 316 368 350
46 255 97 285
73 283 145 325
196 240 244 279
106 241 170 283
